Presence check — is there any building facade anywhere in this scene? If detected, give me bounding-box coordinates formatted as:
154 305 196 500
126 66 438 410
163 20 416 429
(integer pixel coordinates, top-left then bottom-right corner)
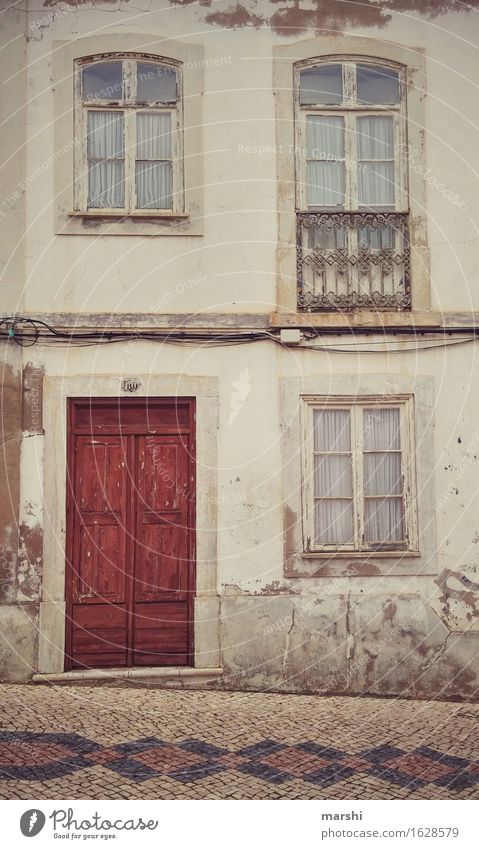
1 0 479 697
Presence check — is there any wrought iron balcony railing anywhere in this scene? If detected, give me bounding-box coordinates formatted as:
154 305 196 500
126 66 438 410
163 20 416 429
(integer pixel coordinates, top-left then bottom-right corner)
296 211 411 312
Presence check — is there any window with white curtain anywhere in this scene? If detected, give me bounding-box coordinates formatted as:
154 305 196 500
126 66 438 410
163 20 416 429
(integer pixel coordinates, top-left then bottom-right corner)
296 59 407 212
302 397 417 552
75 56 182 214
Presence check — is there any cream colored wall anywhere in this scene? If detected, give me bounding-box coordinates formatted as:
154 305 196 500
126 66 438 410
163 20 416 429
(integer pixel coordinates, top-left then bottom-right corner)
3 1 479 691
34 335 479 598
22 2 479 315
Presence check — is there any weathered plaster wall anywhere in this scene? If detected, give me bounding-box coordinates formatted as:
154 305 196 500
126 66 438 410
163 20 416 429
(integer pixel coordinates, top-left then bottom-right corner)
13 337 479 697
0 5 40 683
21 0 479 314
2 1 479 694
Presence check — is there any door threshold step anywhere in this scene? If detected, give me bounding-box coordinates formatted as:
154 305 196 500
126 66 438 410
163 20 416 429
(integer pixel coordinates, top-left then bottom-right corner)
32 667 223 685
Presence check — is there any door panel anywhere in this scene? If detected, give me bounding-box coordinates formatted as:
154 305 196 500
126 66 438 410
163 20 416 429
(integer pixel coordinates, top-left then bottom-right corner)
134 436 189 602
66 400 195 671
72 437 128 605
133 601 190 666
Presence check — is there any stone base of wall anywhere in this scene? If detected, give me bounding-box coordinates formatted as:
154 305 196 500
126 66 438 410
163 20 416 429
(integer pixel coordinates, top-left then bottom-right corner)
1 593 478 700
0 604 39 682
217 593 479 701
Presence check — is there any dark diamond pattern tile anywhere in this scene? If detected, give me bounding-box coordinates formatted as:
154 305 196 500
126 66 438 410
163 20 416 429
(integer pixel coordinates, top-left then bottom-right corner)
0 731 478 791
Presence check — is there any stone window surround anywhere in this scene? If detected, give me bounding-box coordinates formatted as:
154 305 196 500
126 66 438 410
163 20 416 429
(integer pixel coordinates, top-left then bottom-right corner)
53 33 203 237
37 374 219 675
74 55 184 216
273 36 433 326
302 394 418 555
280 373 437 578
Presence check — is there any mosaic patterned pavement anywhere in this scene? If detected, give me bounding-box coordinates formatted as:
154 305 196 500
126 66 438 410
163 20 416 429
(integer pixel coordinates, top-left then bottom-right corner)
0 684 479 799
2 731 479 792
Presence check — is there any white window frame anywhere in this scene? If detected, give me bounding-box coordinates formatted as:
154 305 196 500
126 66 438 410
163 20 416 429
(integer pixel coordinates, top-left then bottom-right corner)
294 57 408 212
301 395 418 554
74 54 184 215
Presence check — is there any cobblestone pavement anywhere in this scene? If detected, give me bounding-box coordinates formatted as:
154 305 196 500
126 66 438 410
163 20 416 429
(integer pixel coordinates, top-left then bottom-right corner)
0 684 478 800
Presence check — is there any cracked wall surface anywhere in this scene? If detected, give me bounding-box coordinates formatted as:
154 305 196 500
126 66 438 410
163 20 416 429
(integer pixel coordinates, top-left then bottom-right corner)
1 1 479 696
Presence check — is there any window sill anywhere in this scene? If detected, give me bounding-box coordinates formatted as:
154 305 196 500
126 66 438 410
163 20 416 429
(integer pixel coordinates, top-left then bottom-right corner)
58 207 203 236
301 549 421 559
69 210 189 220
285 548 428 579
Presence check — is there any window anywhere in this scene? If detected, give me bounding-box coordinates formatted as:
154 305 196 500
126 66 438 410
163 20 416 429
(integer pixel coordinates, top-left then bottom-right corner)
295 59 410 311
74 55 183 214
302 396 417 552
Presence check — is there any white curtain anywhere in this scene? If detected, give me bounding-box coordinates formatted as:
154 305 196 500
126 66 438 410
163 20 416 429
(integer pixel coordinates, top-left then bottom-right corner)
364 453 401 496
315 454 353 497
364 498 404 543
363 407 400 450
363 407 404 542
87 111 124 208
314 409 353 544
314 409 351 451
357 116 394 206
311 223 346 250
358 225 393 250
136 112 172 209
306 116 344 206
315 500 353 545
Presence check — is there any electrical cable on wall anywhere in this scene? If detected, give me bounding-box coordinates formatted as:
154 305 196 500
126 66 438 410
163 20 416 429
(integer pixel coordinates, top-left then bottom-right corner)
0 315 478 353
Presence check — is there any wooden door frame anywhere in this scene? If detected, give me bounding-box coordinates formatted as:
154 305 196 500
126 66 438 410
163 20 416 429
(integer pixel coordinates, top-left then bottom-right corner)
64 396 196 671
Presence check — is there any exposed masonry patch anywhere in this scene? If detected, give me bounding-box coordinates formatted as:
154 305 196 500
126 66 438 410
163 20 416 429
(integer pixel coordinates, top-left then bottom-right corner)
434 567 479 633
17 523 43 603
38 0 479 34
166 0 479 35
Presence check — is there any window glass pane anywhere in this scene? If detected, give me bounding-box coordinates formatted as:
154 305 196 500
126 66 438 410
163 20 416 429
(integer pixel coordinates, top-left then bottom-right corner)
364 453 401 496
363 408 400 450
364 497 404 542
357 116 394 159
137 62 177 102
137 113 171 159
87 111 125 208
82 61 123 101
315 455 352 497
357 64 400 105
88 162 125 208
311 223 346 250
307 162 344 206
87 111 124 158
315 500 354 545
358 225 393 249
300 65 343 105
314 409 351 451
358 162 394 205
306 116 344 158
136 161 172 209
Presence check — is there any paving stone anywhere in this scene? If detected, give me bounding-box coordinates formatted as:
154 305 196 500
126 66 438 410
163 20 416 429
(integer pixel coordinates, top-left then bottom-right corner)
0 684 478 799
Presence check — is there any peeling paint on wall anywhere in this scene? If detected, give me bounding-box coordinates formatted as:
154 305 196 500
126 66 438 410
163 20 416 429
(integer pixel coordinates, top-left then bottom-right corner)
167 0 479 36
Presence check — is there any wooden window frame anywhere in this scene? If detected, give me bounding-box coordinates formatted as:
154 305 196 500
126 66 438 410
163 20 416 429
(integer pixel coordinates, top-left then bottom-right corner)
74 54 184 216
301 394 418 554
294 57 408 213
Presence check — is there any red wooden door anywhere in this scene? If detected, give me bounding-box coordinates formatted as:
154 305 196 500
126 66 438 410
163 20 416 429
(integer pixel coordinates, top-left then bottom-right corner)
65 399 195 670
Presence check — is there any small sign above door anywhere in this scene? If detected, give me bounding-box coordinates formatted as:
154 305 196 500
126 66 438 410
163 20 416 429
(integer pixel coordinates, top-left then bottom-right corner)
121 378 142 393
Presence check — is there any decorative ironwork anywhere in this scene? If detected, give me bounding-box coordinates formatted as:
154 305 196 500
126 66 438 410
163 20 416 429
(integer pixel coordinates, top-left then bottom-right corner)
296 211 411 312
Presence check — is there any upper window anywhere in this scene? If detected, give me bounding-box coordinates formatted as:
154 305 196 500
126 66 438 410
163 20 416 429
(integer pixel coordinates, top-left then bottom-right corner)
302 396 417 553
294 58 410 312
296 59 406 211
74 55 183 214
